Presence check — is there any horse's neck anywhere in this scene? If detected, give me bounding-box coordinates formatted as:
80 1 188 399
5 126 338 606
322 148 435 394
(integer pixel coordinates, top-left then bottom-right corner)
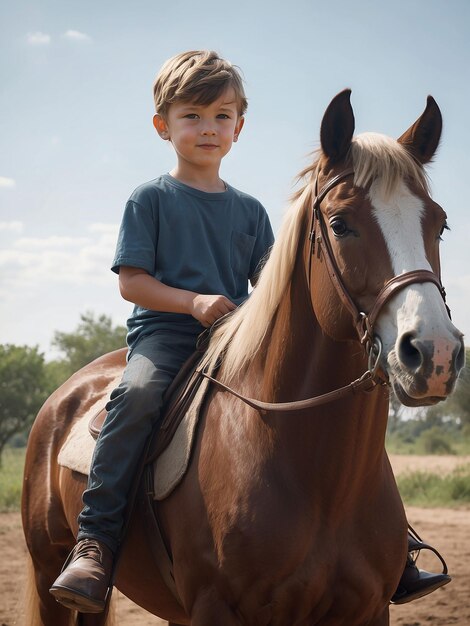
253 261 390 491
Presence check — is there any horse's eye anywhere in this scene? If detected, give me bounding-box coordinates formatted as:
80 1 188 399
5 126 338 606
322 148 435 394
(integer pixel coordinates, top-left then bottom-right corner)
330 217 349 238
438 221 450 241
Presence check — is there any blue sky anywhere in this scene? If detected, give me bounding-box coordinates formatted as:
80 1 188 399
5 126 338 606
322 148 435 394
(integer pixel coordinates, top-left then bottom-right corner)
1 0 469 357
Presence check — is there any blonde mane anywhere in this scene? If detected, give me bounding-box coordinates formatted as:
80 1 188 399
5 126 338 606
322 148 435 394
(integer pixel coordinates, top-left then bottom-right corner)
200 132 429 383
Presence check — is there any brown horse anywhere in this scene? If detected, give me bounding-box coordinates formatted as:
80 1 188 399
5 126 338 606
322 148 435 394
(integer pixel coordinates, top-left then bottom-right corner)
22 90 464 625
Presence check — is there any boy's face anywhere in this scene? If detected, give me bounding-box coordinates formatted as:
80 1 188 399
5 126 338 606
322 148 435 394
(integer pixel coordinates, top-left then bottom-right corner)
153 88 244 173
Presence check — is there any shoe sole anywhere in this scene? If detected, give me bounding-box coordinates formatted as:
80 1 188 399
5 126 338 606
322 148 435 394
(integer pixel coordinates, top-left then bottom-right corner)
49 584 107 613
391 576 451 605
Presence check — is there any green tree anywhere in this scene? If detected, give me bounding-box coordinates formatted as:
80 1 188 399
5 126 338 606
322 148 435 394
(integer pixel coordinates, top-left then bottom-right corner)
388 392 404 434
0 344 48 463
51 311 126 380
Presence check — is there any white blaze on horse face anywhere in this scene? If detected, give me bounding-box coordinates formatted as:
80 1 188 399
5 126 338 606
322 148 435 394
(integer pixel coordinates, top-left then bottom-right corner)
369 178 457 399
369 180 429 274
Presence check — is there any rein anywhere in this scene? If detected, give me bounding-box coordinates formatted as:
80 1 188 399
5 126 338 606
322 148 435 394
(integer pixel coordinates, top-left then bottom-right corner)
199 338 383 417
200 168 449 416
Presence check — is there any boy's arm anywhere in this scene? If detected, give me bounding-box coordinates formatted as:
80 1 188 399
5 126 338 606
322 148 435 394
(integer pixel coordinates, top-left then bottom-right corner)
119 266 236 328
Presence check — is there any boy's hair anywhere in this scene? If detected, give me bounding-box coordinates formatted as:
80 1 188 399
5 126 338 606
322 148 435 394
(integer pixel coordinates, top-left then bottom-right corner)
153 50 247 118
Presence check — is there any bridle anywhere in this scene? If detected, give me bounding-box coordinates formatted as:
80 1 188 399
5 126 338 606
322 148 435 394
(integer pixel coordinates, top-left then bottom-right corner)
307 168 448 355
199 169 449 415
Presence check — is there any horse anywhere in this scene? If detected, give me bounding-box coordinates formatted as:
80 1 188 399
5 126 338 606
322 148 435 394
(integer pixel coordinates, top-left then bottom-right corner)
22 89 464 626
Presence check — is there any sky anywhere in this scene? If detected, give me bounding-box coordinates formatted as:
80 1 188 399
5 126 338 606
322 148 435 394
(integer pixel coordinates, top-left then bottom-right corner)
1 0 469 359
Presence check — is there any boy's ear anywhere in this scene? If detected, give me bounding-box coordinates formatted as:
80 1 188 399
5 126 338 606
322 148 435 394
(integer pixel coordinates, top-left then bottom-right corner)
233 116 245 142
153 114 170 140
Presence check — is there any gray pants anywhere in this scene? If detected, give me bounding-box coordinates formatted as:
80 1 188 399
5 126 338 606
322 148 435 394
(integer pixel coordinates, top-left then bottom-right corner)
77 330 199 553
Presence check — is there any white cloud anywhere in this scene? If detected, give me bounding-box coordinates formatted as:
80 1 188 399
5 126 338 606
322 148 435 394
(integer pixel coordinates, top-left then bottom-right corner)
89 223 119 234
0 221 23 233
0 224 119 295
27 32 51 45
0 222 123 354
0 176 16 189
13 235 91 250
61 30 91 42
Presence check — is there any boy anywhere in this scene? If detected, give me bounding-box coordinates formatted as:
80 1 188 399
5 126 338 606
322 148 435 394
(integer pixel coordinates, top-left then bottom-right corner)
50 50 448 614
50 50 275 613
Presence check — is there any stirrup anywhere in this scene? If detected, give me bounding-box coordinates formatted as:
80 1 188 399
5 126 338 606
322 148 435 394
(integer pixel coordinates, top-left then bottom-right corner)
407 524 448 575
390 525 451 605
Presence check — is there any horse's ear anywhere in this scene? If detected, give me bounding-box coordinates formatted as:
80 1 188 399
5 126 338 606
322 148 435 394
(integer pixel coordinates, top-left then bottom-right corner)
320 89 355 163
397 96 442 164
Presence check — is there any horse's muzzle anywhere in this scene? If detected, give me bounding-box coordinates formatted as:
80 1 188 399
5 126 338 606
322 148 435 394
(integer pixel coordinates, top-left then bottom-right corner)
387 331 465 406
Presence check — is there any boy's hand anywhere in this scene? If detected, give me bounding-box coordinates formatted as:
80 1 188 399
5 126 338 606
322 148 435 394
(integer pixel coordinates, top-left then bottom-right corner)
190 294 236 327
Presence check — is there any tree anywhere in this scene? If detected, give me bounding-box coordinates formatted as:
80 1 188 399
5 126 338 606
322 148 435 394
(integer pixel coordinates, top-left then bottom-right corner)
0 344 48 463
387 392 404 434
51 311 126 380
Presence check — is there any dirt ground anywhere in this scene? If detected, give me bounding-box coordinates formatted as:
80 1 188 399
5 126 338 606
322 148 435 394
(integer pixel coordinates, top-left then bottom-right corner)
1 455 469 626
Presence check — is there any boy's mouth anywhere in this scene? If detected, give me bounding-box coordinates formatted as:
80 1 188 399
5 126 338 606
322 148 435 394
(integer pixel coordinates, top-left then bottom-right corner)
197 143 218 149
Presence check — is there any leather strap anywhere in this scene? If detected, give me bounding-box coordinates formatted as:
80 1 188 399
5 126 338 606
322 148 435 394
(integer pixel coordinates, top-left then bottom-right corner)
367 270 445 328
307 168 355 294
316 205 361 325
198 352 382 416
141 466 183 604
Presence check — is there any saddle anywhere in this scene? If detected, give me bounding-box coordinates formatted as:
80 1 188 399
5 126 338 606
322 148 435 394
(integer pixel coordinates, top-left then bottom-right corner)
88 347 206 465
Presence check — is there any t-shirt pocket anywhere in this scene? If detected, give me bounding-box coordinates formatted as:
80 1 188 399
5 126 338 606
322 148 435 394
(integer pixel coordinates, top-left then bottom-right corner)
231 231 256 277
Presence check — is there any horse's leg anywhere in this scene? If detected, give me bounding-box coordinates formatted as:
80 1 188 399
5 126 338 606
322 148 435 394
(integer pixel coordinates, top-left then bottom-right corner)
25 546 79 626
24 553 73 626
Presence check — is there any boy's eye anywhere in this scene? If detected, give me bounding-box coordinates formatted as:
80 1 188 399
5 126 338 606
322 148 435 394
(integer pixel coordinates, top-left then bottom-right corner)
217 114 230 119
184 114 199 119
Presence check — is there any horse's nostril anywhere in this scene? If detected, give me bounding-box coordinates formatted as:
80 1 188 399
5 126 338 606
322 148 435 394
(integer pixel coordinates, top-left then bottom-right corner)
398 333 423 371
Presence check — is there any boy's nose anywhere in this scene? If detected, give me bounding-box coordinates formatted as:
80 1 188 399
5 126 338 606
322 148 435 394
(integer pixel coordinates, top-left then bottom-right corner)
201 124 216 135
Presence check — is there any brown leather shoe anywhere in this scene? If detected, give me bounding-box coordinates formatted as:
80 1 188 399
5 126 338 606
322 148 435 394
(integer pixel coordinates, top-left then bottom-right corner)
49 538 114 613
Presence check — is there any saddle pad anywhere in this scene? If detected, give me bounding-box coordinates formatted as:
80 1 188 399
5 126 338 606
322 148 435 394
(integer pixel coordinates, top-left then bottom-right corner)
57 377 118 477
57 376 211 501
152 375 209 499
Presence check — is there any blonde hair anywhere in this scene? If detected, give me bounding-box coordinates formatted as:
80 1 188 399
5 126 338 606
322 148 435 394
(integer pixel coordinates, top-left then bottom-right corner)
153 50 248 118
200 132 429 384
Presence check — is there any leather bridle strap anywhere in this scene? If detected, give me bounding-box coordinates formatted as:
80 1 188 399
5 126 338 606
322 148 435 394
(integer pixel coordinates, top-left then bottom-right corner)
198 359 381 417
367 270 446 330
307 168 355 296
310 169 448 347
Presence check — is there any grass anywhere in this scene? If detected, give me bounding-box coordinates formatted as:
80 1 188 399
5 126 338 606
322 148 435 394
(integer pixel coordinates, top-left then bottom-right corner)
1 446 469 511
0 447 25 512
386 431 470 456
397 464 470 508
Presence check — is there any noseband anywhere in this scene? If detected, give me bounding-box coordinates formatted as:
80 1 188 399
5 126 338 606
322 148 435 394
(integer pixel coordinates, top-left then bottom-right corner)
307 168 449 356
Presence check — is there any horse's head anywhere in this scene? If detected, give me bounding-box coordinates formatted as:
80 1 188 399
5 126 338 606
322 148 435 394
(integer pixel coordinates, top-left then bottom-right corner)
307 90 465 406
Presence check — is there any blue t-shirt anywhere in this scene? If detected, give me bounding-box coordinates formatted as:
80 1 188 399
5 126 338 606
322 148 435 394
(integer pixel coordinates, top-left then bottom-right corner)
112 174 274 349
